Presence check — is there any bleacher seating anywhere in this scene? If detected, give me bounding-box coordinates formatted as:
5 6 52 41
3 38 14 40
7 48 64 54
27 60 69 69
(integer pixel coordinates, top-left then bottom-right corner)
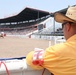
33 27 63 36
0 17 48 35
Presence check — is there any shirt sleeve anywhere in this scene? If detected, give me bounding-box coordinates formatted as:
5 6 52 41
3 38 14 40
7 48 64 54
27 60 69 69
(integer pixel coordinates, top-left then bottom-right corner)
26 43 64 71
26 51 44 70
43 46 59 68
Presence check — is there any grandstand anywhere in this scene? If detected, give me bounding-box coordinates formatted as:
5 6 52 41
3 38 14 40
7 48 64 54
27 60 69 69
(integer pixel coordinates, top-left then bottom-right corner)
0 7 51 36
0 6 68 38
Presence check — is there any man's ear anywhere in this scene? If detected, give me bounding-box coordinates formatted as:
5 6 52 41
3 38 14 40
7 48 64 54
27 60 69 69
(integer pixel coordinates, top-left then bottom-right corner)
67 23 71 32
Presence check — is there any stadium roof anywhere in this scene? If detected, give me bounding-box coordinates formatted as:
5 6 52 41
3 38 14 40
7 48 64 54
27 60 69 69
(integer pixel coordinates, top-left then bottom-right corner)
53 5 76 16
0 7 51 23
54 8 67 14
0 6 73 23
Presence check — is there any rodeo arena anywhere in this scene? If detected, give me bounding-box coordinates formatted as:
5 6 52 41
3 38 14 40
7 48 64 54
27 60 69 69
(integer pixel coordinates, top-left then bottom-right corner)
0 6 67 75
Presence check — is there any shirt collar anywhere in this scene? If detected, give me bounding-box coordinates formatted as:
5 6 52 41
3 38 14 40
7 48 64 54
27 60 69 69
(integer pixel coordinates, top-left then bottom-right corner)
67 34 76 42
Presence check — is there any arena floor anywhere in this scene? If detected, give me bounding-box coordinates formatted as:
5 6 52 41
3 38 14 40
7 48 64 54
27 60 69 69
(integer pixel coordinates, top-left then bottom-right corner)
0 36 49 58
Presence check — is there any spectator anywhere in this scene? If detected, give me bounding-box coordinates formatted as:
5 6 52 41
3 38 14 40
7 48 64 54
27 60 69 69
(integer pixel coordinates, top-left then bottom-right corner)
26 6 76 75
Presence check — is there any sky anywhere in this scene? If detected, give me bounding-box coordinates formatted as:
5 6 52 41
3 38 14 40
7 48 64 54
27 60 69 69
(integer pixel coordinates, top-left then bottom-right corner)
0 0 76 19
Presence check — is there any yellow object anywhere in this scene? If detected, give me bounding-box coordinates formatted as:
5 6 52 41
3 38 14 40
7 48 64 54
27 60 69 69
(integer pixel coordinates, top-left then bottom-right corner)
26 34 76 75
26 51 43 70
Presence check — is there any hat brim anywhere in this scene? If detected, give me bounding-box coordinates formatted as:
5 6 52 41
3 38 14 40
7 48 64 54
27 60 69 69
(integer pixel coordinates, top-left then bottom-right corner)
54 13 76 23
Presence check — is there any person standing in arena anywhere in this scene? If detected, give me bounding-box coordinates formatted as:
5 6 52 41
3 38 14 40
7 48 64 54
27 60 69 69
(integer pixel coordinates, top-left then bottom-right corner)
0 32 5 38
26 6 76 75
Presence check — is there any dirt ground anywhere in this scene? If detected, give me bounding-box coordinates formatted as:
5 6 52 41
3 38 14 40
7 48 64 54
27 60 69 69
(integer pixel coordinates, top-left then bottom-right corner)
0 36 50 58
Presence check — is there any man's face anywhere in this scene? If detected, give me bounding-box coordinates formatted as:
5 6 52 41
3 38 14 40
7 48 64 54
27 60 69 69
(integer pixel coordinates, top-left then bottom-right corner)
62 22 72 40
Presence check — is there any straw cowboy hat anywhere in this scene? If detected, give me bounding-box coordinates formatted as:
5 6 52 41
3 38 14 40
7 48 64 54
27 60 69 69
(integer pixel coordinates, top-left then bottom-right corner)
54 6 76 23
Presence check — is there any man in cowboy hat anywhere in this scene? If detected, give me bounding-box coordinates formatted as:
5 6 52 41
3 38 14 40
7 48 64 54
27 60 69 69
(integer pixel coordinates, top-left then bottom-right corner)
26 6 76 75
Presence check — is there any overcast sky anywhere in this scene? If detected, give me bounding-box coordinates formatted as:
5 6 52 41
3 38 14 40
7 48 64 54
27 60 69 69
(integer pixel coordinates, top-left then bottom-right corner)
0 0 75 18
